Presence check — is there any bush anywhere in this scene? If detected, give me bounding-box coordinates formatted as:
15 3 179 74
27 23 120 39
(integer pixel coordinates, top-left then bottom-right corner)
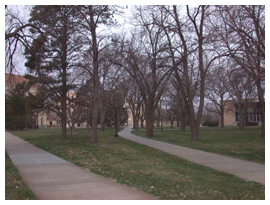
203 121 219 127
5 115 31 131
245 122 259 126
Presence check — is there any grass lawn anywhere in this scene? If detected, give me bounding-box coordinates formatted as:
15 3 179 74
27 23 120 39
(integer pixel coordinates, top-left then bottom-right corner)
131 126 265 164
9 128 264 200
5 152 36 200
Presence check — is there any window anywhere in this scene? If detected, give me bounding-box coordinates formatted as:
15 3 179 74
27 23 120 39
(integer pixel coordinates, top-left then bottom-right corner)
235 103 261 122
248 103 261 122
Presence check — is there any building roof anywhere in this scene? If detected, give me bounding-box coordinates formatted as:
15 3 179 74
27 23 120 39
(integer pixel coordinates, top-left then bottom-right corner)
5 73 29 87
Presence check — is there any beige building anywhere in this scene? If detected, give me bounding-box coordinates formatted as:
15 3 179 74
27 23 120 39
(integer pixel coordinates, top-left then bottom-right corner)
223 99 262 126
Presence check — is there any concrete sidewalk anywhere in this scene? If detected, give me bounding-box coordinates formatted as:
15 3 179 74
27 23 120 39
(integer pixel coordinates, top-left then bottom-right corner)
5 132 156 200
119 127 265 185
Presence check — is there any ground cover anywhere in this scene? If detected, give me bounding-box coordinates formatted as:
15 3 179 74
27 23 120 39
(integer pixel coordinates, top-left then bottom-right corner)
5 152 36 200
9 128 264 200
132 126 265 164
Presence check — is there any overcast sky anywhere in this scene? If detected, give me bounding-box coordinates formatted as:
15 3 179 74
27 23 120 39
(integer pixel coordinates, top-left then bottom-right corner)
5 1 266 76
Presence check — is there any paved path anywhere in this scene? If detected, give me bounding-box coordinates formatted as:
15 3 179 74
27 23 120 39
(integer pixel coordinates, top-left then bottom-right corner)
5 132 156 200
119 127 265 185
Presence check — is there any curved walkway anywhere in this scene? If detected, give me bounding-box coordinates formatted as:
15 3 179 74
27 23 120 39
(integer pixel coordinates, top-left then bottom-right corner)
119 127 265 185
5 132 156 200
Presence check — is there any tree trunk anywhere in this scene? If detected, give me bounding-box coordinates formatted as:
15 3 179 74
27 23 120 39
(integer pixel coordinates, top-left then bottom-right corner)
220 95 225 128
257 83 265 137
134 119 139 132
90 5 99 143
190 119 199 141
117 107 121 131
146 118 154 137
177 111 180 127
238 108 245 131
145 103 155 137
220 110 224 128
100 108 106 132
170 121 173 129
132 112 136 129
190 124 199 141
91 100 98 143
180 111 186 132
61 95 67 140
140 117 144 128
188 102 200 141
100 114 105 131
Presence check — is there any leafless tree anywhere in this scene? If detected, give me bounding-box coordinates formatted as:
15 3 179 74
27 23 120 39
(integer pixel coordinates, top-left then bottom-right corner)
76 5 121 143
5 6 41 74
162 93 177 129
112 6 172 137
227 68 257 131
215 5 265 136
126 77 143 132
205 63 230 127
158 5 223 141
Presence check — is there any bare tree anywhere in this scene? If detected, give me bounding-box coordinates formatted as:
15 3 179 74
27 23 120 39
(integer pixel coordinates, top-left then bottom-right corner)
215 5 265 136
76 5 120 143
162 94 177 129
227 68 257 131
159 5 223 141
126 77 143 132
112 7 172 137
205 64 230 127
99 45 124 132
5 6 39 74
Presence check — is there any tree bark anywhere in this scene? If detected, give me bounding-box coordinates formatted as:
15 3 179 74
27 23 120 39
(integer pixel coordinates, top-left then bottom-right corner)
89 5 99 143
257 82 265 137
180 116 186 132
145 102 155 137
220 95 225 128
100 112 106 131
61 95 67 140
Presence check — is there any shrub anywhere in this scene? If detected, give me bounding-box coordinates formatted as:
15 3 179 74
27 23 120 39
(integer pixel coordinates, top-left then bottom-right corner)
245 122 259 126
203 121 219 127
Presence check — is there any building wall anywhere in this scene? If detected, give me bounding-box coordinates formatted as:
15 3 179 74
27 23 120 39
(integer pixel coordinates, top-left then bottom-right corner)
223 101 237 126
223 99 263 127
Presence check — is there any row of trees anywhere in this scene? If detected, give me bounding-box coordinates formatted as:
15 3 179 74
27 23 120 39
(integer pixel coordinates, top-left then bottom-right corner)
5 5 265 142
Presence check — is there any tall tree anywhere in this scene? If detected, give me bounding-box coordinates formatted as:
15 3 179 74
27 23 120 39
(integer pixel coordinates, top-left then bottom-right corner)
25 5 81 140
160 5 222 140
215 5 265 137
76 5 120 143
112 6 172 137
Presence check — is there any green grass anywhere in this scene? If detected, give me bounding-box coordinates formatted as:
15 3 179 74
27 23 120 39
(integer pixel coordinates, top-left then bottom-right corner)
9 128 264 200
132 126 265 164
5 152 36 200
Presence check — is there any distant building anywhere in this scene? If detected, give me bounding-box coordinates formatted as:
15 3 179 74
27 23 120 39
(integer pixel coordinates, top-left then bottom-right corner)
223 99 263 126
